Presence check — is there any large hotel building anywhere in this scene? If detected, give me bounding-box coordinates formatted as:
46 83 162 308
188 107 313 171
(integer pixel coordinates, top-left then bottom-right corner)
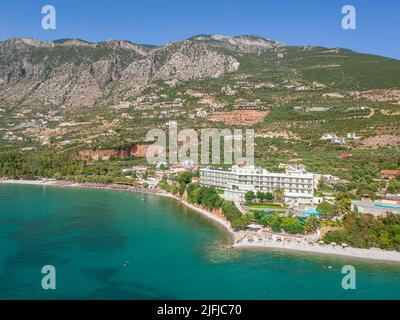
200 165 315 205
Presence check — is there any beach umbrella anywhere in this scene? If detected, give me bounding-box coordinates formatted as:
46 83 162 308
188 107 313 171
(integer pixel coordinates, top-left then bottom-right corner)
331 242 337 246
341 243 348 248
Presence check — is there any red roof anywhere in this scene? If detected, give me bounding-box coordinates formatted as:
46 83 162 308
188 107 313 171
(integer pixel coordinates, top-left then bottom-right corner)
380 170 400 176
339 154 351 157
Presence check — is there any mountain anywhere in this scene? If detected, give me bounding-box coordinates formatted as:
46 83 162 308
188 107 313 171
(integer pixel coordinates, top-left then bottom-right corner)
0 34 399 166
0 35 283 108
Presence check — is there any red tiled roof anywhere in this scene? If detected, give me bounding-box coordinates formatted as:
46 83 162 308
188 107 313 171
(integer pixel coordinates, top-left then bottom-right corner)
380 170 400 176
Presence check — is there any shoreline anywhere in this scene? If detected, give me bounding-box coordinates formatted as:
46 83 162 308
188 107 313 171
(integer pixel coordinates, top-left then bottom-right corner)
233 241 400 263
2 179 400 263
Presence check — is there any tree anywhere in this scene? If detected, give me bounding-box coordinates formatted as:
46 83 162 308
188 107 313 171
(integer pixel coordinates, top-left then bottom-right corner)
273 187 284 203
267 214 282 232
323 230 349 245
204 193 222 210
198 186 222 210
222 201 242 223
157 178 169 191
53 172 62 180
256 191 265 202
178 181 186 196
244 191 256 203
176 172 194 185
231 214 253 230
334 198 352 216
387 179 400 194
304 216 321 233
317 201 336 219
281 217 305 234
186 184 200 204
170 183 178 194
322 212 400 250
265 192 274 202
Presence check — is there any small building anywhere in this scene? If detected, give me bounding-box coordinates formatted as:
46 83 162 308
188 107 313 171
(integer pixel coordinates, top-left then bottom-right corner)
154 171 165 180
382 194 400 202
141 177 160 189
339 153 351 158
320 133 337 141
380 170 400 179
379 170 400 179
325 179 351 186
132 166 148 173
181 160 196 171
333 137 346 144
347 132 361 140
233 102 258 109
170 167 188 174
191 177 200 184
285 165 307 175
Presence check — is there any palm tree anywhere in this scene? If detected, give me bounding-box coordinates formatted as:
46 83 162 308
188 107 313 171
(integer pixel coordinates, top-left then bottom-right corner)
334 198 351 217
304 216 321 233
273 187 284 203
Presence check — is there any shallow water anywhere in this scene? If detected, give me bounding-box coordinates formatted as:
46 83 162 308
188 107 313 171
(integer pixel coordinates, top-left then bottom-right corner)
0 184 399 299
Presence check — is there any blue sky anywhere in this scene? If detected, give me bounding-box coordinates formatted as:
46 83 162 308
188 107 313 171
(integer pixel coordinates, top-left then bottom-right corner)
0 0 399 59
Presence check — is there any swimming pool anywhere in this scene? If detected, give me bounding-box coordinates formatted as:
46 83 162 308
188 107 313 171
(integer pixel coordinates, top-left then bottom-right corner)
373 203 400 211
299 207 320 216
262 210 276 215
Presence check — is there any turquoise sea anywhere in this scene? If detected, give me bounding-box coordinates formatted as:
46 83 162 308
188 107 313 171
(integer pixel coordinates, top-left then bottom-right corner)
0 184 399 300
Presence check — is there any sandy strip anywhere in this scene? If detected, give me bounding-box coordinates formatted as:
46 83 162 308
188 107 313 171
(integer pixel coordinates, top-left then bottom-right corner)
234 240 400 263
0 179 58 186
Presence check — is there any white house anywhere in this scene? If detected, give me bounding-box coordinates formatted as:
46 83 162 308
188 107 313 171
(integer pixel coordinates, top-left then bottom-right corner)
320 133 337 141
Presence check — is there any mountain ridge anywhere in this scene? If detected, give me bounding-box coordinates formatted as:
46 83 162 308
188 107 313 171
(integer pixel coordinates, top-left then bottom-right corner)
0 33 400 154
0 34 283 49
0 34 286 108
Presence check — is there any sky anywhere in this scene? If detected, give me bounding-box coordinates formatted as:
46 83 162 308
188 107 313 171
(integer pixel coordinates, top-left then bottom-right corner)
0 0 399 59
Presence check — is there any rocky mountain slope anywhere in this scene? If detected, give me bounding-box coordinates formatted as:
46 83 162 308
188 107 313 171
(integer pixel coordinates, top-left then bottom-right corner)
0 35 282 107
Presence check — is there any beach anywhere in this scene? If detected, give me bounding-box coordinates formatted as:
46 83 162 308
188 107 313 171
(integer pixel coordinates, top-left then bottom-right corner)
2 179 400 263
234 238 400 263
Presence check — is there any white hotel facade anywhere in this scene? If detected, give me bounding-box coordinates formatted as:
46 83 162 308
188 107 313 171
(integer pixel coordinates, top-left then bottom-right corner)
200 165 315 205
